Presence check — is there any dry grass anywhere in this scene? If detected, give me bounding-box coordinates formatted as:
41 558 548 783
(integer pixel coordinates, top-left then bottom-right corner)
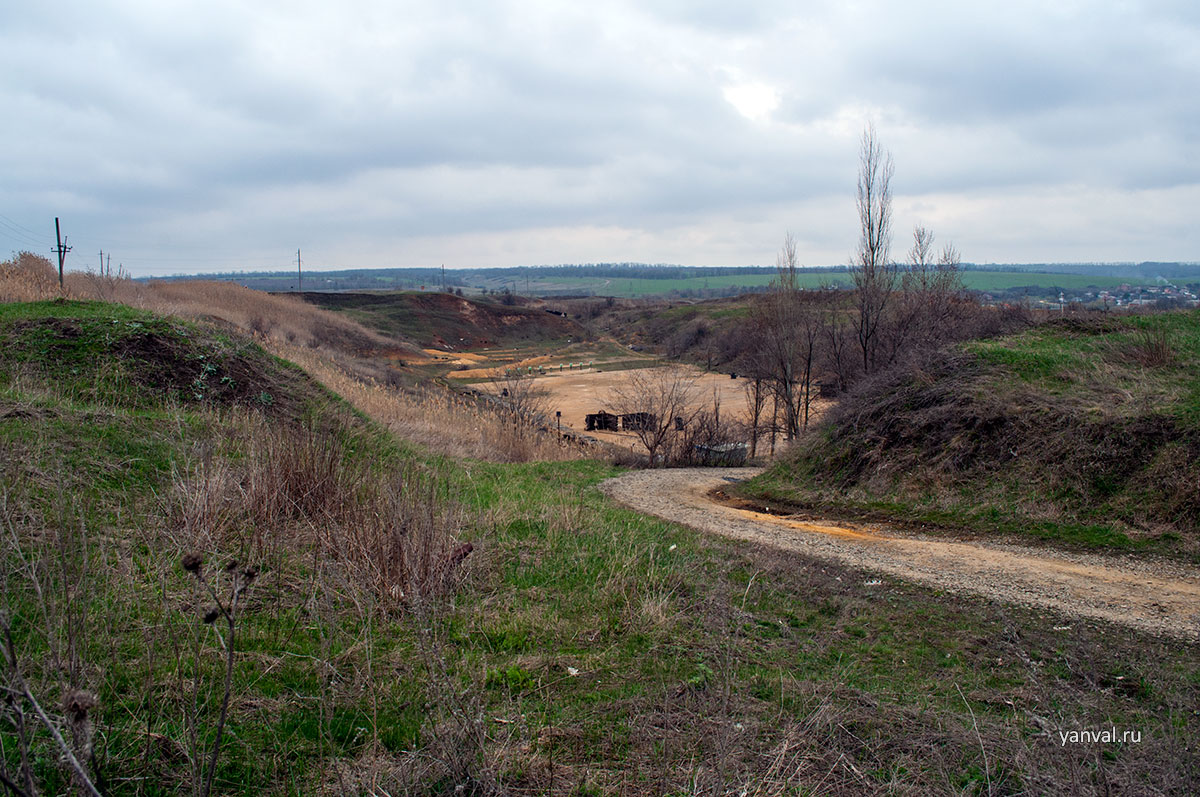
169 411 469 609
272 341 590 463
0 251 414 357
0 252 60 302
1 254 590 464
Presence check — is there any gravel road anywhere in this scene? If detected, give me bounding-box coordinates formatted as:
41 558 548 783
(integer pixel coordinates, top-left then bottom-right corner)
601 468 1200 641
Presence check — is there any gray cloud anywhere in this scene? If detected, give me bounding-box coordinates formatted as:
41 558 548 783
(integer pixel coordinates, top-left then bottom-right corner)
0 0 1196 273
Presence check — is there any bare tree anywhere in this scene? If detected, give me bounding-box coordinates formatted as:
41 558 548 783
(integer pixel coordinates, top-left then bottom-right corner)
890 225 967 357
491 369 550 430
755 233 822 440
740 374 767 459
850 123 896 375
606 367 698 466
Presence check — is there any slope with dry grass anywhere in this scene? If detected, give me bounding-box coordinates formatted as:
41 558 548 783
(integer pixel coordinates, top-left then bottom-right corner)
0 251 421 359
0 299 476 792
746 311 1200 559
307 290 586 350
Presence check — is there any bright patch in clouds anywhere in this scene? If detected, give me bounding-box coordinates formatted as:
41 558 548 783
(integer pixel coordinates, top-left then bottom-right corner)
722 82 780 123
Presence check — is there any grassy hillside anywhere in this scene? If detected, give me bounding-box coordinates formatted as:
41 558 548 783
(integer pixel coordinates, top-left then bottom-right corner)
745 310 1200 559
305 291 586 350
0 300 467 791
2 300 1198 794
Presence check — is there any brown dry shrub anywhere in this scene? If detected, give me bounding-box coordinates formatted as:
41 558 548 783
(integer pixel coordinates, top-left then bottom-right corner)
169 412 471 608
0 252 59 301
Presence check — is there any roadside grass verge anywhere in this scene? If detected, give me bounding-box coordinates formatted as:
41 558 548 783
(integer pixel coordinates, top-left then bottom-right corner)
745 310 1200 561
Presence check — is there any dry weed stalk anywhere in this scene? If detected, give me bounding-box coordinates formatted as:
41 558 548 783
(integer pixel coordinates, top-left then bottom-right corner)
180 554 256 797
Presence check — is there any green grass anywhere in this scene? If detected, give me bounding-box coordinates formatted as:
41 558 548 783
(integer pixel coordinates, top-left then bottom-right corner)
1 299 1197 793
963 312 1200 421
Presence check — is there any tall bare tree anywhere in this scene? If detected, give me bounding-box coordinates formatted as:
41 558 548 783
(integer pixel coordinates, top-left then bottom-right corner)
757 233 821 439
850 123 896 375
740 373 767 459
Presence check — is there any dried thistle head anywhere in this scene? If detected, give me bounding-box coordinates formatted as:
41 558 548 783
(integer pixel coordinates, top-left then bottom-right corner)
63 689 99 720
181 553 204 575
202 607 221 624
63 690 99 763
224 559 240 573
242 566 258 583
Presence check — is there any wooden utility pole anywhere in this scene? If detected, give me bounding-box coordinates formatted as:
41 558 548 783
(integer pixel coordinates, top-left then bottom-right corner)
54 217 71 290
297 248 302 293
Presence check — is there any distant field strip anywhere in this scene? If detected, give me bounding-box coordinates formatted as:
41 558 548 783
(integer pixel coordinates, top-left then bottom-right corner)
527 270 1183 297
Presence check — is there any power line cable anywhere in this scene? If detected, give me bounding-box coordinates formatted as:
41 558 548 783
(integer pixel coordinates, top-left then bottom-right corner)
0 213 47 238
0 218 49 249
0 232 46 253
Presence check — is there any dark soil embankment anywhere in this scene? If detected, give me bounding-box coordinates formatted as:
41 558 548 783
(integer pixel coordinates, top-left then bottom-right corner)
0 300 322 415
307 291 586 349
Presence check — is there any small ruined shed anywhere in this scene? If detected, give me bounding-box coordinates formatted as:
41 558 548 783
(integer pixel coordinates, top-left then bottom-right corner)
585 411 619 432
621 412 656 432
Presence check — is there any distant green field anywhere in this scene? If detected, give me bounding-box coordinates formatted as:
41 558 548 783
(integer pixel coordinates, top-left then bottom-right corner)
517 270 1181 298
529 274 781 296
960 272 1132 291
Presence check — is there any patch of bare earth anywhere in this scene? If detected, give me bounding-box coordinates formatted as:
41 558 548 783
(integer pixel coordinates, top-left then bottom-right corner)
601 468 1200 641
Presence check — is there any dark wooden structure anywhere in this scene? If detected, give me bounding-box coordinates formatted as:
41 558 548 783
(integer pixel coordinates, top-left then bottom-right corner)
585 411 619 432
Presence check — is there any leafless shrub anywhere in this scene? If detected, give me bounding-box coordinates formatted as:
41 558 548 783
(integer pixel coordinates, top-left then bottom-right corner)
490 369 551 429
606 366 699 466
0 252 59 302
667 390 745 467
0 484 105 794
248 315 273 338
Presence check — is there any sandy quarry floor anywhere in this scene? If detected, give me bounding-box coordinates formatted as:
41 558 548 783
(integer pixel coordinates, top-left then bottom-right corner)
469 364 798 450
602 468 1200 641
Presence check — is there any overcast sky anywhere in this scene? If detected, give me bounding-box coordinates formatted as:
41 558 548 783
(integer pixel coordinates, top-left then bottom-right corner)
1 1 1197 276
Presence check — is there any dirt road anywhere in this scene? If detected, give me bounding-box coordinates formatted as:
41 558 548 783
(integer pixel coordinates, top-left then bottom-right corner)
601 468 1200 641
